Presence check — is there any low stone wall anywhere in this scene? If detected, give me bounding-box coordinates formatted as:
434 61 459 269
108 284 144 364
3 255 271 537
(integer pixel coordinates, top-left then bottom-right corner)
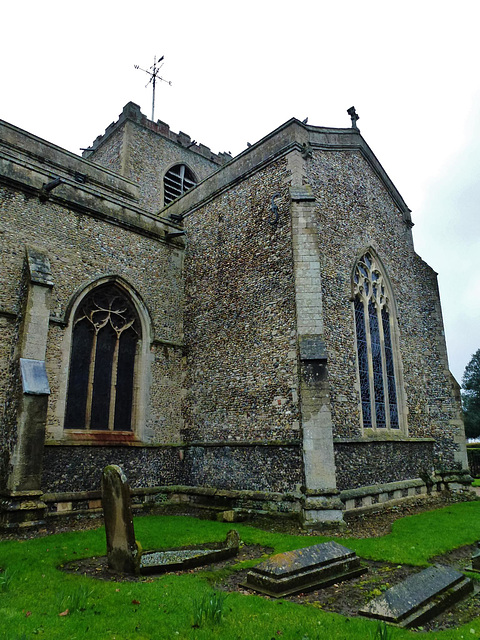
340 474 474 515
41 472 474 522
42 484 302 520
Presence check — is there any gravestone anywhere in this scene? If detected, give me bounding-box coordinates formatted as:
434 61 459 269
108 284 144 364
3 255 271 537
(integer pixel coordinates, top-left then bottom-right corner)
102 465 239 576
359 564 473 628
243 540 366 597
102 465 140 574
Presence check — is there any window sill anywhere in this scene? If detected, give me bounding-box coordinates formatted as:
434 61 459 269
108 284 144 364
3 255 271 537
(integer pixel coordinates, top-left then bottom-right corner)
334 434 435 444
48 431 142 446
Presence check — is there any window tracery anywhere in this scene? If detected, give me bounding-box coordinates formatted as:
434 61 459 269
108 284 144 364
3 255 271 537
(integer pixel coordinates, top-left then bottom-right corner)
64 284 140 432
353 251 399 430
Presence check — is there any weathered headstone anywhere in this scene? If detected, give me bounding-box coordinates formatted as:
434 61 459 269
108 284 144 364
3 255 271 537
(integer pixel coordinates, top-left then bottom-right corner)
359 564 473 628
243 540 366 597
102 465 140 574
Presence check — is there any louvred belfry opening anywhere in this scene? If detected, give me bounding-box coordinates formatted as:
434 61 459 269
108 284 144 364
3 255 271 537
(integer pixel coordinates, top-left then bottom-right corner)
163 164 197 205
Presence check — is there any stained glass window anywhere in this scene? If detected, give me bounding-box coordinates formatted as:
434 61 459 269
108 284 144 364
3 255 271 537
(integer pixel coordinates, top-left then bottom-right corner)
353 251 400 430
65 284 140 431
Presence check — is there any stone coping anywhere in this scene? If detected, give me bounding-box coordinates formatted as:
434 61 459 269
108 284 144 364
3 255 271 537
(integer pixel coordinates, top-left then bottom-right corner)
44 438 301 448
42 484 301 504
0 120 183 242
163 117 411 222
340 478 426 501
334 437 435 444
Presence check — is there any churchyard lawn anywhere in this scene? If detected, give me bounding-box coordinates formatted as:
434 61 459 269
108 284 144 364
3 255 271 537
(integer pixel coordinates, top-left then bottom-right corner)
1 501 480 639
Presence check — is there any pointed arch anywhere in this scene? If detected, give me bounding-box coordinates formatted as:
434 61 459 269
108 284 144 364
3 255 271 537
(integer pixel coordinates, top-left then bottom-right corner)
61 276 152 438
352 249 406 432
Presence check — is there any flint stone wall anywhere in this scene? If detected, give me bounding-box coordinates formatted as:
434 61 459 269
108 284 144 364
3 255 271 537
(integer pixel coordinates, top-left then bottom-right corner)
183 445 302 494
182 158 300 445
334 439 435 491
0 186 184 445
42 445 183 493
0 120 188 496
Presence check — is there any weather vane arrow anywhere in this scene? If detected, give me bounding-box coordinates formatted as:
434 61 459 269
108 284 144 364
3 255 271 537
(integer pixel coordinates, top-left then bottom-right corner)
134 55 172 122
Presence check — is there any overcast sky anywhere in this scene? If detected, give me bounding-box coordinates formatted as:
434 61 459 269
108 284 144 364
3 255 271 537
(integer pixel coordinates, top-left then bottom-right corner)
2 0 479 383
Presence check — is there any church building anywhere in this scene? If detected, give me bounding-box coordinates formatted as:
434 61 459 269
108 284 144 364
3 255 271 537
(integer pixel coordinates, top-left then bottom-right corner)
0 102 470 529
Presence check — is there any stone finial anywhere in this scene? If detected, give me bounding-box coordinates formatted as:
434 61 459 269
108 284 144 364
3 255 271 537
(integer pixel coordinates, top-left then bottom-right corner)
102 465 140 574
347 106 360 129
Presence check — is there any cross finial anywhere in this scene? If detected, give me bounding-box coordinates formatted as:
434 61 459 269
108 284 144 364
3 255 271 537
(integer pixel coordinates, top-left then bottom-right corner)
347 106 360 130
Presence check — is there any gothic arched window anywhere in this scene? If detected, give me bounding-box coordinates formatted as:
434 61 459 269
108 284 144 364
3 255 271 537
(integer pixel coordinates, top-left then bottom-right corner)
64 284 140 431
353 251 400 430
163 164 196 205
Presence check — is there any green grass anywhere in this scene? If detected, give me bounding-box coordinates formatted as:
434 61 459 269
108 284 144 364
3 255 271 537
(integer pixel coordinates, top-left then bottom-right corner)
1 502 480 639
472 478 480 486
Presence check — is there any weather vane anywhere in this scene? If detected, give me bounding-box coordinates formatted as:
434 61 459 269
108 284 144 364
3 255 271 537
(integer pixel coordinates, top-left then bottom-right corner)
134 55 172 122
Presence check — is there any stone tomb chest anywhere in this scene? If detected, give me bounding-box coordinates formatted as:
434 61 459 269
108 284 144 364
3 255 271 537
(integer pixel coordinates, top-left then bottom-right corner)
359 564 473 628
243 540 366 597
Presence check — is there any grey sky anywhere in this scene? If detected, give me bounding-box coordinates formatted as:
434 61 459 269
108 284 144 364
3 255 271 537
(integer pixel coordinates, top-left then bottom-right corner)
2 0 479 382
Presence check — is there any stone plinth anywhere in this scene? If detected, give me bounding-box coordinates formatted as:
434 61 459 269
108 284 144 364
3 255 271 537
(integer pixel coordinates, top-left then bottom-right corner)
359 565 473 628
243 541 365 597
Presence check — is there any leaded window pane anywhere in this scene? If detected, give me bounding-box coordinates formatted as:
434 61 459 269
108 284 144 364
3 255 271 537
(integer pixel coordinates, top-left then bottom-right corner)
90 326 116 430
355 298 371 428
369 301 386 428
114 328 137 431
382 307 399 428
65 320 92 429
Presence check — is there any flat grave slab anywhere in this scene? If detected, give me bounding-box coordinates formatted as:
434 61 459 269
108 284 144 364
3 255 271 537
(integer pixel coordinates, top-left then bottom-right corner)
359 564 473 628
139 530 240 575
242 540 366 597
